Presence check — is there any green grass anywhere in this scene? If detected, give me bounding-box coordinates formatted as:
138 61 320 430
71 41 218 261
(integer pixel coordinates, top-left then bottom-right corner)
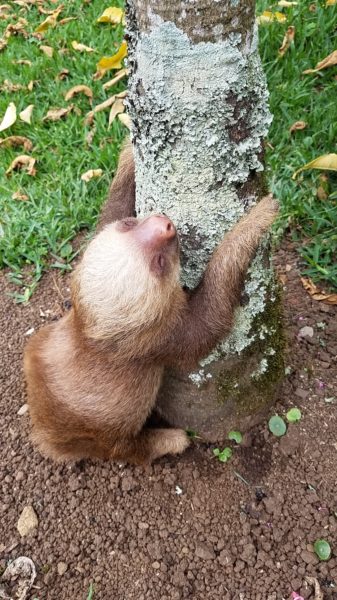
1 0 336 298
257 0 337 289
0 0 126 301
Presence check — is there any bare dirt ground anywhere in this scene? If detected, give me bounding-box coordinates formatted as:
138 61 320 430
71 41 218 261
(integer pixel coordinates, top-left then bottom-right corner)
0 239 336 600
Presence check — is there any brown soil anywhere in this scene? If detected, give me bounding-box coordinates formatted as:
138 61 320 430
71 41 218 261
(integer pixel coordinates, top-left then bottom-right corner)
0 239 336 600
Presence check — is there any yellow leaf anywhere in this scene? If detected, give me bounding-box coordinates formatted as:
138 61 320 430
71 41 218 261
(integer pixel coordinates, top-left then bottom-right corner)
6 154 36 176
36 8 62 32
278 25 295 56
0 102 16 132
289 120 307 133
118 113 131 129
257 10 286 24
71 40 95 53
326 0 337 5
40 45 53 58
97 7 125 25
43 106 72 121
303 49 337 74
293 153 337 179
81 168 103 182
0 135 32 151
65 85 93 102
19 104 34 124
108 98 125 127
103 68 128 90
97 40 127 71
278 1 297 6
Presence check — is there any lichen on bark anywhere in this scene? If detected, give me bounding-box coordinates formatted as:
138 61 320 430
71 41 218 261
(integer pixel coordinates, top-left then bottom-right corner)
125 0 284 438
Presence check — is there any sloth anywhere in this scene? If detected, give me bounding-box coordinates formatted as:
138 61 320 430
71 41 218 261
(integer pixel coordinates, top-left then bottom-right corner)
24 144 278 464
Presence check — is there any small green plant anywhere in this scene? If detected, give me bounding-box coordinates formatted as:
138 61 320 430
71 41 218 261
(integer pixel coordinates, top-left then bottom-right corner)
313 539 331 561
286 408 302 423
186 428 197 439
213 447 232 463
228 430 243 444
268 415 287 437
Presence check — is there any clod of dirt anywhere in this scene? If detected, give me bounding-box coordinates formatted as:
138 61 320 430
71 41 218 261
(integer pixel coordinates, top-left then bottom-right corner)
17 506 38 537
195 544 216 560
57 562 68 576
0 556 36 600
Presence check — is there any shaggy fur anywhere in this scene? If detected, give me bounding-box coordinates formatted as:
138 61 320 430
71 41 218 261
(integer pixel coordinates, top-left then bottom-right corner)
24 144 278 464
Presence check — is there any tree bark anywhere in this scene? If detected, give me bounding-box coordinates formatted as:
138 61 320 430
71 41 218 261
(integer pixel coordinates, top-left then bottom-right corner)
125 0 284 441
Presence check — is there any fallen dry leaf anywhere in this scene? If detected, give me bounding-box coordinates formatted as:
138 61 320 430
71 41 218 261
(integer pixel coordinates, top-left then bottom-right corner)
6 154 36 176
5 20 28 38
65 84 93 103
118 112 131 129
43 106 72 121
12 190 29 200
0 135 33 151
293 153 337 178
59 16 77 25
13 59 32 65
0 4 11 14
40 44 53 58
257 10 287 24
19 104 34 124
278 0 297 5
56 68 69 80
84 95 116 125
301 277 337 305
103 68 128 90
316 185 328 200
38 3 63 15
304 576 324 600
36 7 62 32
27 80 35 91
97 6 125 25
303 49 337 74
0 38 7 51
81 168 103 182
278 25 295 56
0 79 25 92
108 98 125 126
97 40 127 72
0 101 17 132
71 40 95 53
85 126 96 146
289 120 307 133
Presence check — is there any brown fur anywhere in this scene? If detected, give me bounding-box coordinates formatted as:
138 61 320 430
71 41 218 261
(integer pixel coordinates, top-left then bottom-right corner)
24 143 278 465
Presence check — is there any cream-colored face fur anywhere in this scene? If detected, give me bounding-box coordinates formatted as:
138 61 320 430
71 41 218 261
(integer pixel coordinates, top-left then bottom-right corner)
75 223 180 339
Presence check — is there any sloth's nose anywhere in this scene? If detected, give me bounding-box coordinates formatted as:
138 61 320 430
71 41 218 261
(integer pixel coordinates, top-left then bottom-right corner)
136 214 177 249
147 215 176 240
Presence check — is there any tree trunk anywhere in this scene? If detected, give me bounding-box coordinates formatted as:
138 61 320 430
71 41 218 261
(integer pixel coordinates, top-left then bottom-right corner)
125 0 284 441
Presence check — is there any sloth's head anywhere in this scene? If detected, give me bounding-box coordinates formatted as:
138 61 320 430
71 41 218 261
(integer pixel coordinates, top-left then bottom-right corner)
73 215 181 340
